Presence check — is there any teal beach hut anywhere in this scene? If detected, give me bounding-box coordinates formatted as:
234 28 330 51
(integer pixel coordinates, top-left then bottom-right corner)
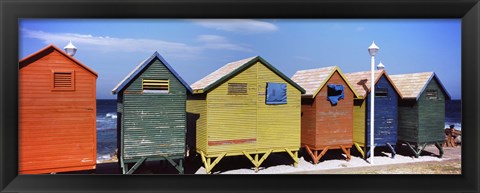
390 72 450 158
112 52 192 174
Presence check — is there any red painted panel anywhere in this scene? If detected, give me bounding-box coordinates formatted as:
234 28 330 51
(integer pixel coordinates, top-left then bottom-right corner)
301 71 354 150
18 47 97 174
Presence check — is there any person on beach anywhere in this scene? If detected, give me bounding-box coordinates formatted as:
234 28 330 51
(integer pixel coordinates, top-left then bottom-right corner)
445 125 457 147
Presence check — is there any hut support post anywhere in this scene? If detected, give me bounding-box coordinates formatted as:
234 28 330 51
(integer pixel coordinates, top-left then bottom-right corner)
386 143 396 158
243 150 272 172
200 152 226 174
434 142 444 158
285 148 298 167
340 145 351 161
126 157 147 174
165 157 184 174
304 146 328 164
353 143 365 159
405 142 427 158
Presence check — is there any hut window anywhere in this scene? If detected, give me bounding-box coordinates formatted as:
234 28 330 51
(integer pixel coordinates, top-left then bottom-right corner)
52 71 74 91
327 84 344 105
266 82 287 104
142 79 169 94
228 83 248 95
426 89 438 99
375 87 388 97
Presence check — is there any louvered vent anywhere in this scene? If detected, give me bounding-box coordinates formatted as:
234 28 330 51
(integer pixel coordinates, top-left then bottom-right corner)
52 71 74 91
142 79 169 93
228 83 247 95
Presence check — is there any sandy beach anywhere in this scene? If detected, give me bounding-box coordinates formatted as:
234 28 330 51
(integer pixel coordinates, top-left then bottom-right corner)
85 144 461 174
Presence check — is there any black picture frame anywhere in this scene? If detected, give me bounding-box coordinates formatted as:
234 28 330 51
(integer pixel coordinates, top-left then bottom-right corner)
1 0 478 192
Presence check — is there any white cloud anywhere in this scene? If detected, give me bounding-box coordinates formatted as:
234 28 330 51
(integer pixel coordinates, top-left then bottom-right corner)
197 34 252 52
21 29 252 57
191 19 278 34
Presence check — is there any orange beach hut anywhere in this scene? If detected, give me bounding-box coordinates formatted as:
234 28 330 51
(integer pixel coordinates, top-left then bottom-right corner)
19 44 98 174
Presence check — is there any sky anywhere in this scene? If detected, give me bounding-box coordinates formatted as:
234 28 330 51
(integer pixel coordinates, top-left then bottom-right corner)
19 19 461 99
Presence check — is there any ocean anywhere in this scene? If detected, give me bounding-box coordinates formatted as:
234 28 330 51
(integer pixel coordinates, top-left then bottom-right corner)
95 99 462 162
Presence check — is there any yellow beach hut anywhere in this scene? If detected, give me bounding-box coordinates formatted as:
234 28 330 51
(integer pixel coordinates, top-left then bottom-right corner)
187 56 305 174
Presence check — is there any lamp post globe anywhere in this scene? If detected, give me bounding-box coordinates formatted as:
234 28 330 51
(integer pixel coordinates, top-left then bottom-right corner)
368 41 379 56
64 41 77 57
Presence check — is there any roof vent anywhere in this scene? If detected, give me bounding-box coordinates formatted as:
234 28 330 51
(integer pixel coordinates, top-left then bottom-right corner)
377 61 385 70
64 41 77 57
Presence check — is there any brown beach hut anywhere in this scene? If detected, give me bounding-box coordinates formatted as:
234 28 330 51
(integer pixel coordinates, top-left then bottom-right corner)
291 66 358 164
19 44 98 174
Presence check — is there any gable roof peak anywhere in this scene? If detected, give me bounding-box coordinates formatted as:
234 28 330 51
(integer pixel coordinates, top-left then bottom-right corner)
112 51 192 94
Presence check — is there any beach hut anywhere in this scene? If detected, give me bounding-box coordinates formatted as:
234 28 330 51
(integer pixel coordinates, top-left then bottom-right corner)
19 44 98 174
112 52 192 174
187 56 305 174
390 72 450 158
344 69 401 159
291 66 358 164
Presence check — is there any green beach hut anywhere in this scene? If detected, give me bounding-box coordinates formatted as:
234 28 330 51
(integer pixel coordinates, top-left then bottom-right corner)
112 52 192 174
390 72 451 158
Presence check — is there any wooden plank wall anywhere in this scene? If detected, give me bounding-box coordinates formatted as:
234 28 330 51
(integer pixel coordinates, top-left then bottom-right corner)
186 94 207 155
417 78 446 144
353 99 366 146
365 75 398 146
397 100 419 143
300 98 316 147
19 49 96 174
206 64 258 155
256 62 301 151
203 61 301 155
121 58 186 161
311 71 353 149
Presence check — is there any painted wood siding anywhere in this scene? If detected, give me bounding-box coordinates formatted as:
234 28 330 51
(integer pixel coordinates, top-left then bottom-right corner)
19 49 96 174
417 78 446 144
186 94 207 154
365 75 398 146
256 62 301 151
353 99 366 145
206 64 258 155
397 100 419 143
301 98 316 147
312 71 353 148
121 58 186 160
203 61 301 155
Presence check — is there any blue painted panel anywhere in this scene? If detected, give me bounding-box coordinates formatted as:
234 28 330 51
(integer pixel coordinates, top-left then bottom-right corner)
366 75 399 147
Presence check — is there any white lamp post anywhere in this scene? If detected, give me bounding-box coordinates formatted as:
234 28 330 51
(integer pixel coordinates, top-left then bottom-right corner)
368 41 379 164
64 41 77 57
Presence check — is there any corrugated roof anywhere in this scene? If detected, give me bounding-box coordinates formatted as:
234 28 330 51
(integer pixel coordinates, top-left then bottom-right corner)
190 56 305 94
191 56 257 91
112 52 192 94
291 66 358 98
19 44 98 77
390 72 451 100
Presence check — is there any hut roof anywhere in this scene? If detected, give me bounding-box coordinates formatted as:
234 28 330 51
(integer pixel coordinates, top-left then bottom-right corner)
390 72 451 100
344 70 402 99
291 66 359 98
19 44 98 77
112 52 192 94
190 56 305 94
